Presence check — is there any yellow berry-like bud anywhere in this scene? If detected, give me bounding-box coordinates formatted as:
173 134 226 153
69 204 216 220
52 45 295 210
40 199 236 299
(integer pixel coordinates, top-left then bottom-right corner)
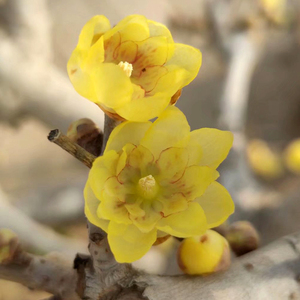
177 230 231 275
0 229 18 264
284 138 300 175
225 221 260 256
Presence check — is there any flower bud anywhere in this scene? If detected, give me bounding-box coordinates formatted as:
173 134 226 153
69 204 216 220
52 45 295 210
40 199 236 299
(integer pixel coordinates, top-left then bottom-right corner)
0 229 18 264
225 221 260 256
284 138 300 175
67 118 103 156
177 230 231 275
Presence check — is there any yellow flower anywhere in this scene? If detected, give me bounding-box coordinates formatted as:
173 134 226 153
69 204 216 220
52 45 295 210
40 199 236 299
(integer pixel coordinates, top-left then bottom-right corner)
85 106 234 263
67 15 202 121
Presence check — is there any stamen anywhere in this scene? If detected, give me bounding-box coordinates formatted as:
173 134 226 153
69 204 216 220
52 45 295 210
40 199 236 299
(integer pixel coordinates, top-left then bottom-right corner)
118 61 133 77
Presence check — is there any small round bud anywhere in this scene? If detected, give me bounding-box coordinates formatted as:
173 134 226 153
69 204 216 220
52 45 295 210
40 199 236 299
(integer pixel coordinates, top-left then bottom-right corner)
177 230 231 275
225 221 260 256
0 229 18 264
284 138 300 175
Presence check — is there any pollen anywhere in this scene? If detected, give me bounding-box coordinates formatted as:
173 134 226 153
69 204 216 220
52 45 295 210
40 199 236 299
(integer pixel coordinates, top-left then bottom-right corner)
138 175 158 199
118 61 133 77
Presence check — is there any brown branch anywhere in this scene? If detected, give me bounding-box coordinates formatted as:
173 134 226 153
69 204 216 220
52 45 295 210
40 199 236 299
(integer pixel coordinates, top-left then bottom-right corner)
48 129 96 168
0 236 79 300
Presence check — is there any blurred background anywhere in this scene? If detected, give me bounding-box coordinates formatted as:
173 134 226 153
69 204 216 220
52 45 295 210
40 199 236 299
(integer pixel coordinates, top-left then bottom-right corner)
1 0 300 298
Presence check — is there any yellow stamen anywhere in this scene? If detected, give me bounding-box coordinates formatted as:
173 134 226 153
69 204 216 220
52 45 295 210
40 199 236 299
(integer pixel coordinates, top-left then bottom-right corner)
138 175 158 199
118 61 133 77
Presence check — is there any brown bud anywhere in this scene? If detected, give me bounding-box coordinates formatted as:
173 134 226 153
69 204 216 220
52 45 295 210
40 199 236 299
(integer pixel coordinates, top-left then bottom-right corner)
67 118 103 156
225 221 260 256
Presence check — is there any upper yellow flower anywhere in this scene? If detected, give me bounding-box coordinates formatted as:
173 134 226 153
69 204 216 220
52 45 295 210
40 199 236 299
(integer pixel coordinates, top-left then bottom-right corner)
67 15 202 121
85 106 234 263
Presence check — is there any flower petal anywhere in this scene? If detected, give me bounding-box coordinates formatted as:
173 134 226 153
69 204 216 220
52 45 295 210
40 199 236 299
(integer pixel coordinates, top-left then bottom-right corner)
90 63 133 109
190 128 233 169
84 182 109 232
77 15 111 50
114 92 171 122
173 166 219 201
165 43 202 88
98 192 131 225
147 20 173 42
140 106 190 158
105 122 151 154
108 221 157 263
157 202 207 237
159 193 188 216
196 181 234 228
156 147 189 184
67 49 98 101
88 150 119 199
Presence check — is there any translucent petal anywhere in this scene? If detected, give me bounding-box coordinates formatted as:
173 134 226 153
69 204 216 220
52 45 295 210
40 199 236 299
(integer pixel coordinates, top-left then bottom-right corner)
127 145 154 176
84 181 109 232
103 15 150 43
98 192 131 224
165 43 202 88
158 193 188 216
108 221 157 263
190 128 233 169
156 147 189 184
84 36 105 72
196 181 234 228
88 150 119 199
103 176 134 202
173 165 219 201
140 106 190 158
147 20 173 42
114 92 171 122
67 48 98 101
77 15 111 50
90 63 133 109
105 122 151 154
157 202 207 238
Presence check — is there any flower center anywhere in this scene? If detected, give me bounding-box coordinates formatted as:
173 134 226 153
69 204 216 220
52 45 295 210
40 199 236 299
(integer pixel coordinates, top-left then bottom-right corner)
118 61 133 77
138 175 158 199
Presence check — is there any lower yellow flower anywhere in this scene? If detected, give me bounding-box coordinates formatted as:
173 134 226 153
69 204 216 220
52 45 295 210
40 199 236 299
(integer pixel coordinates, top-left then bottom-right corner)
85 106 234 263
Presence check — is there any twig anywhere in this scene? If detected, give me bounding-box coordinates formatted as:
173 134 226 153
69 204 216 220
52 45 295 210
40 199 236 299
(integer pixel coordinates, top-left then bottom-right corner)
48 130 96 169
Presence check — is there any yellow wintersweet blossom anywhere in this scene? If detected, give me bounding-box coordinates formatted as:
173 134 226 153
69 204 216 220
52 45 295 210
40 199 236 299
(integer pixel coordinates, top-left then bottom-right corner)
84 106 234 263
67 15 202 121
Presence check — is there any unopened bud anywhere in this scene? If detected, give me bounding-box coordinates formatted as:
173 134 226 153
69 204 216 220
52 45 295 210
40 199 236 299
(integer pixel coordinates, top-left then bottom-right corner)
0 229 18 264
67 118 103 156
225 221 260 256
177 230 231 275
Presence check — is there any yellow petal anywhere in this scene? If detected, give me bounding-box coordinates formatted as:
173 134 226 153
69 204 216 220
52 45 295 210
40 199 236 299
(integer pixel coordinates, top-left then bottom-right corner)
90 63 133 109
140 106 190 158
114 92 171 122
67 49 98 101
105 122 151 153
156 147 189 184
173 166 219 201
165 43 202 88
127 145 154 176
88 150 119 199
190 128 233 169
196 182 234 228
147 20 173 43
132 36 173 76
116 144 137 174
115 40 138 64
103 176 134 201
84 181 109 232
157 202 207 238
103 15 149 43
108 221 157 263
98 192 132 225
159 193 188 216
84 36 105 72
77 15 111 50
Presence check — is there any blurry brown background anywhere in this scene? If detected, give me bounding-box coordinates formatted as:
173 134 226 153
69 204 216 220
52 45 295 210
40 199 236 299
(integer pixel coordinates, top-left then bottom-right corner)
1 0 300 298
